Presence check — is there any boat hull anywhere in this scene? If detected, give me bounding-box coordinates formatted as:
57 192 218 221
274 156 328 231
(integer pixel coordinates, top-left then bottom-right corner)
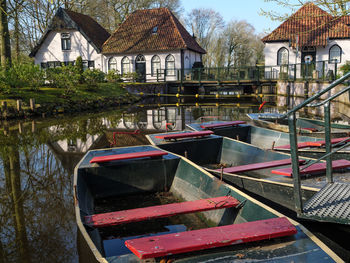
75 145 341 262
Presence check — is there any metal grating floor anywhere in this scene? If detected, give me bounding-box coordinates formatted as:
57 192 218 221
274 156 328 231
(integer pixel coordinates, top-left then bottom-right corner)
302 182 350 224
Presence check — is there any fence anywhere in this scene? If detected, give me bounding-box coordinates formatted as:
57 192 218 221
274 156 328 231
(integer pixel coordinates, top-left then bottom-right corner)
127 60 341 83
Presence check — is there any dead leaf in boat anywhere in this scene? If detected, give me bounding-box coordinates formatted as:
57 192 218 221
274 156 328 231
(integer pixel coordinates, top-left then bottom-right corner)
235 253 245 259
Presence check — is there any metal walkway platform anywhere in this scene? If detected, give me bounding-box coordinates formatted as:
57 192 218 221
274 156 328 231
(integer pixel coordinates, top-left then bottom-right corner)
301 182 350 224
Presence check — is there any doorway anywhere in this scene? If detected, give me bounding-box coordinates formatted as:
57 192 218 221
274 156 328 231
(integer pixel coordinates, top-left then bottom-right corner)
135 55 146 82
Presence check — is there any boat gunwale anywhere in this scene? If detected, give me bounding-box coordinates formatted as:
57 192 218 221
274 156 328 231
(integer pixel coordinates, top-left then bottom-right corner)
74 145 343 263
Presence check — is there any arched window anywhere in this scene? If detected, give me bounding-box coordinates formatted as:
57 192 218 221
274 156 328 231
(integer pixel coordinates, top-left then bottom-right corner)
108 57 117 71
165 54 175 76
121 56 130 74
136 54 145 63
277 48 289 65
151 55 161 76
329 45 341 63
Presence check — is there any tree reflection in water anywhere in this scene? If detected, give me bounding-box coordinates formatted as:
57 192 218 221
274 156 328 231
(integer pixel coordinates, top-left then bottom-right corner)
0 105 254 262
0 110 125 263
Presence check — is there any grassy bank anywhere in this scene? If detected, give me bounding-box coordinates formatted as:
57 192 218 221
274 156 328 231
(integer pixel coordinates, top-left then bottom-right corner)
0 82 140 119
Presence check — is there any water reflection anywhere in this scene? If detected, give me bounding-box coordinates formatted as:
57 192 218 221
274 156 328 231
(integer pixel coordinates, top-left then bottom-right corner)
0 104 261 263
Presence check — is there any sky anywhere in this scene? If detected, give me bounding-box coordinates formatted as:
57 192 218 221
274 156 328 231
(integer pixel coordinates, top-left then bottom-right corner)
181 0 291 35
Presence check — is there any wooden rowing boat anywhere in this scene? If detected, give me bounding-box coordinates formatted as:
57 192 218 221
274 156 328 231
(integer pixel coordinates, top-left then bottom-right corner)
187 121 350 160
147 132 350 219
74 145 342 262
247 113 350 137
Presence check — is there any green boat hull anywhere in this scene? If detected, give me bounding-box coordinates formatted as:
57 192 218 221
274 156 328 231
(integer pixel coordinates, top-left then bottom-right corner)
75 145 340 262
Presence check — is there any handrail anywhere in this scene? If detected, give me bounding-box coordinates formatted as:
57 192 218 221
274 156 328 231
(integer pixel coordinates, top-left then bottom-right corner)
286 69 350 217
307 82 350 107
281 71 350 118
301 140 350 171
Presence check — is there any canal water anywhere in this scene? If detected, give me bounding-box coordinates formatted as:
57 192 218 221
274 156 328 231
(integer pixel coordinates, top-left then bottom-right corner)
0 101 346 262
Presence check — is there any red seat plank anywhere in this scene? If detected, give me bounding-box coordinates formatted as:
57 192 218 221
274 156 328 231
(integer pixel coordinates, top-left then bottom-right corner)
85 196 239 228
271 159 350 177
274 137 350 150
89 150 167 164
155 131 214 140
125 217 296 259
307 137 350 147
274 142 312 150
200 121 246 129
217 159 305 174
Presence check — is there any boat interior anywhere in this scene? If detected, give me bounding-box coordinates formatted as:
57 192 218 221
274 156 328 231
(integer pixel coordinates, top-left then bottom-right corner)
74 145 337 262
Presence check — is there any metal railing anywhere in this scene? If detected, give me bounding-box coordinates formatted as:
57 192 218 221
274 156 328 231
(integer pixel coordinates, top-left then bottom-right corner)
280 71 350 215
175 61 339 83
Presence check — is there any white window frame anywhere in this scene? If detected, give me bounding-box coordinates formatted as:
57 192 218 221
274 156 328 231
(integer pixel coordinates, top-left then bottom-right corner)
151 55 161 76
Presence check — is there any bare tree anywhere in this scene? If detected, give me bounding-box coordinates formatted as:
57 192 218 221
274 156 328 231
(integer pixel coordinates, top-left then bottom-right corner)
261 0 350 21
185 8 225 66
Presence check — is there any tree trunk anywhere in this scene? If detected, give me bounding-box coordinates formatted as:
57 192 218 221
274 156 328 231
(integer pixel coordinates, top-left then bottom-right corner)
14 2 19 62
0 0 11 68
9 146 31 263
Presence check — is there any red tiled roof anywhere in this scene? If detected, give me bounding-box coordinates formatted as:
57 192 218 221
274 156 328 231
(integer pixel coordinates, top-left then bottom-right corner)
30 8 110 57
64 9 110 50
262 2 350 47
339 15 350 26
102 8 206 54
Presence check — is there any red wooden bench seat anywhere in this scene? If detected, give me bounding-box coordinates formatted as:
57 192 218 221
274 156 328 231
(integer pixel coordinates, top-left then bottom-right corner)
216 159 305 174
155 131 214 141
274 137 350 150
274 142 311 150
89 150 167 164
85 196 239 228
200 121 246 129
271 159 350 177
307 137 350 147
125 217 296 259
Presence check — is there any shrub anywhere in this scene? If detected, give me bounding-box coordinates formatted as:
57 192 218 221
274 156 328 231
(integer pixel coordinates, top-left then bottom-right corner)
0 62 45 91
75 56 84 83
123 72 138 82
340 61 350 75
106 69 122 82
82 69 105 87
46 65 80 94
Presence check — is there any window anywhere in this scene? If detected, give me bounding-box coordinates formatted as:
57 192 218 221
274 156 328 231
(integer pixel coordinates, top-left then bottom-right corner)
88 61 95 69
136 54 145 63
277 48 289 65
329 45 341 63
47 61 60 68
61 33 71 51
165 54 175 76
63 61 75 66
152 26 158 34
121 56 130 74
151 55 161 76
108 57 117 71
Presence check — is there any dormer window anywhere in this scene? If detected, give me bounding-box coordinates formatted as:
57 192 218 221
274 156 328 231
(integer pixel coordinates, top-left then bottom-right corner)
61 33 71 51
152 26 158 34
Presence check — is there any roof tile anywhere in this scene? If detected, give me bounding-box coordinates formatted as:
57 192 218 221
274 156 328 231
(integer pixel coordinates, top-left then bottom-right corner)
262 2 350 47
102 8 206 54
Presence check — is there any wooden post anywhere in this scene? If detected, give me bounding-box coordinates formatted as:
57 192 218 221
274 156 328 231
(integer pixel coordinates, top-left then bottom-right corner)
16 100 22 112
31 120 35 133
1 101 7 118
3 121 9 135
18 122 23 134
30 98 35 111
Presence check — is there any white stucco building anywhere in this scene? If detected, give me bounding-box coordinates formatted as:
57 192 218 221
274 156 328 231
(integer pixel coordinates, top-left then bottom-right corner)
30 7 206 82
262 3 350 78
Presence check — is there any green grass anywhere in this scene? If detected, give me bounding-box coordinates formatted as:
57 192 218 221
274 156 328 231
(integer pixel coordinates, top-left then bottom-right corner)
0 82 129 107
